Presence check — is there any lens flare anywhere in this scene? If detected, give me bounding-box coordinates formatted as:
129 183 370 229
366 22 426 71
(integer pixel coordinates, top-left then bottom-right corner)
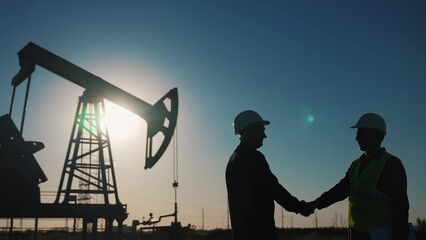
301 109 315 128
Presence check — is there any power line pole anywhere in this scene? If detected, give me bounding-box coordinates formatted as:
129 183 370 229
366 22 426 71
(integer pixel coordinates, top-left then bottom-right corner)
315 211 318 228
202 207 205 230
335 212 337 227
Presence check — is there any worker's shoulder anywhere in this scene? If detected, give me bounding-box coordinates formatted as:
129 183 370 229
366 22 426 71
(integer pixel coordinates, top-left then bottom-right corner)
383 152 406 175
384 152 403 165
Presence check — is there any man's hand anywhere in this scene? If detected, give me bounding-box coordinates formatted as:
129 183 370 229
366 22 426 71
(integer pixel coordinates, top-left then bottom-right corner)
300 200 318 217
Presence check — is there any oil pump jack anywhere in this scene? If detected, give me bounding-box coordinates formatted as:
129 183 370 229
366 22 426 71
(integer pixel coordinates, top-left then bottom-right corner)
0 42 178 239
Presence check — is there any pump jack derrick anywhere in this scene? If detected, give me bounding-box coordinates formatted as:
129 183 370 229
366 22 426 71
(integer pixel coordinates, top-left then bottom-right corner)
0 42 178 240
56 91 120 206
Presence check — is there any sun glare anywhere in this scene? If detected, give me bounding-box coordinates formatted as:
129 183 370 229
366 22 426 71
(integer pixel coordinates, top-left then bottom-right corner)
104 102 140 140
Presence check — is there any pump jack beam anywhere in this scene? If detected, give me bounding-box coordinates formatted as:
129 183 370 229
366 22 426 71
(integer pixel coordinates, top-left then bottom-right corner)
11 42 178 169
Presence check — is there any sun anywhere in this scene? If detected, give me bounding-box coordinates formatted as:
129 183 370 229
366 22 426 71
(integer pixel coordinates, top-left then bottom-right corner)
103 102 140 140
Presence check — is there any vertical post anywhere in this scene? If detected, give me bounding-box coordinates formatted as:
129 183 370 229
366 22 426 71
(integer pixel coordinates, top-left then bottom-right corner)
118 219 123 240
105 218 113 240
102 100 121 204
9 85 17 115
82 218 88 240
315 211 318 228
131 220 139 240
92 219 98 240
172 128 179 224
9 218 13 239
34 218 39 240
55 98 84 204
202 208 204 230
20 75 32 133
94 101 109 204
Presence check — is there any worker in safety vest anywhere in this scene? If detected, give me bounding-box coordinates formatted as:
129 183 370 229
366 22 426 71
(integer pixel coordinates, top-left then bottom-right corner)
307 113 409 240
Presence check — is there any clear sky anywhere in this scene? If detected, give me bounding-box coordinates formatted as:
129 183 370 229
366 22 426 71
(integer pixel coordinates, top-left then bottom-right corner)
1 1 425 230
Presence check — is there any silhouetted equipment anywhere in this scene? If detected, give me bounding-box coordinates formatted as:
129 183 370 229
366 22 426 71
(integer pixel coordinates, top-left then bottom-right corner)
0 114 46 209
0 42 179 240
131 127 183 240
12 42 178 170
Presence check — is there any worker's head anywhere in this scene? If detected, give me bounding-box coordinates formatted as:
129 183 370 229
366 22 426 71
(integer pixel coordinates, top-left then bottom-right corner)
233 110 270 148
351 113 386 152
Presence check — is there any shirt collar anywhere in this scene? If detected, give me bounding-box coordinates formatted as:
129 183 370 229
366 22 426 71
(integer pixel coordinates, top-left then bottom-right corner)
360 147 386 161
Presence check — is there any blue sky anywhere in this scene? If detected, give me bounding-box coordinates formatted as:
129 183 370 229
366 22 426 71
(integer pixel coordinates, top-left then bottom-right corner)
1 1 425 229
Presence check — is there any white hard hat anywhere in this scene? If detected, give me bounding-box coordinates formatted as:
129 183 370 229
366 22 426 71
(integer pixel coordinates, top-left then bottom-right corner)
350 113 386 134
233 110 270 134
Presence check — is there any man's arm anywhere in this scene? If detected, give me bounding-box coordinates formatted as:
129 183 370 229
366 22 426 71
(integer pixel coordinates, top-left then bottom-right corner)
272 178 305 214
378 157 409 240
312 170 351 210
264 166 307 214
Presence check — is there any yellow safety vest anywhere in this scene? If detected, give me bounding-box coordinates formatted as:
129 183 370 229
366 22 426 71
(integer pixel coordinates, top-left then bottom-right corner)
348 152 392 232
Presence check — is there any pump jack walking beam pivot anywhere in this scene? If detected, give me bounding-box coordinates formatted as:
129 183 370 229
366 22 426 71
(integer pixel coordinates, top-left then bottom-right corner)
12 42 178 169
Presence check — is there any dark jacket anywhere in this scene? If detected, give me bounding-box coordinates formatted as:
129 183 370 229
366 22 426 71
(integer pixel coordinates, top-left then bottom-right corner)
314 148 409 240
226 142 303 240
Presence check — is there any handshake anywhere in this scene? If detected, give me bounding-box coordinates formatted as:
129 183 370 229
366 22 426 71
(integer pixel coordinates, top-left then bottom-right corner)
300 200 319 217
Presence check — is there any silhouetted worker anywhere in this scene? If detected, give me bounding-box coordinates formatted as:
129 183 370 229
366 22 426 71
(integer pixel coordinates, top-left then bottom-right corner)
308 113 409 240
226 110 312 240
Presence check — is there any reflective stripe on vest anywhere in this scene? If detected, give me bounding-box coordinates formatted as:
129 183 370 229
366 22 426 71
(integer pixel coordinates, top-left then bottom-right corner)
348 152 392 232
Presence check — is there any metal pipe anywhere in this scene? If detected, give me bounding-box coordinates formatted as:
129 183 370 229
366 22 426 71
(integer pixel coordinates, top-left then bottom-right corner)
9 85 17 116
20 75 31 133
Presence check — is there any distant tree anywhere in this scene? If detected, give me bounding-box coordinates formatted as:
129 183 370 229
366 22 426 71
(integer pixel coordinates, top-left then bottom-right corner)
416 217 426 230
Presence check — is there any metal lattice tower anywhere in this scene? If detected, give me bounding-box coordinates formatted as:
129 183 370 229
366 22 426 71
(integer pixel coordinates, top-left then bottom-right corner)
55 90 120 205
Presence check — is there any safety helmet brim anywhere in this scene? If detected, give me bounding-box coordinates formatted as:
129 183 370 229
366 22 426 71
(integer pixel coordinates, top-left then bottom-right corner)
350 113 386 134
233 110 270 135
